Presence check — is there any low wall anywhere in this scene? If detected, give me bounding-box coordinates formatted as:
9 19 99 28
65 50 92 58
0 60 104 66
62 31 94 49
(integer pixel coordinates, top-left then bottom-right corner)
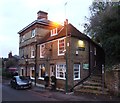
105 65 120 96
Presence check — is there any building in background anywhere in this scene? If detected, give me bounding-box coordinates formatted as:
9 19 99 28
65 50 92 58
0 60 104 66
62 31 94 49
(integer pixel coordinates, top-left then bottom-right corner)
2 52 20 77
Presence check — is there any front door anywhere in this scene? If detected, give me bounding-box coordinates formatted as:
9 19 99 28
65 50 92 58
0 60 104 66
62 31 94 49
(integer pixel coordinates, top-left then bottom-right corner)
50 64 55 77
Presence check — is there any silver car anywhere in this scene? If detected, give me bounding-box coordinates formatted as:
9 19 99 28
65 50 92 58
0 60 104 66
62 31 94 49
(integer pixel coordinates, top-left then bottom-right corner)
10 76 32 89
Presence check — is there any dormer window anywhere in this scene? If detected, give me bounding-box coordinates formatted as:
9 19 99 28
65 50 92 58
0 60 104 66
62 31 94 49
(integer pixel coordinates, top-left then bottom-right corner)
51 28 57 36
31 29 36 38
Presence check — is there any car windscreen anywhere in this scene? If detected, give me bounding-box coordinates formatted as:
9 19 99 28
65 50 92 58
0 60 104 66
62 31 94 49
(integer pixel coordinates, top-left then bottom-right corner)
16 77 22 82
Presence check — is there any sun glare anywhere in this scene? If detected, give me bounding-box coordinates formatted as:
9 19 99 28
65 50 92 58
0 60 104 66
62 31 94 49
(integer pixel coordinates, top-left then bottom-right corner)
50 13 65 25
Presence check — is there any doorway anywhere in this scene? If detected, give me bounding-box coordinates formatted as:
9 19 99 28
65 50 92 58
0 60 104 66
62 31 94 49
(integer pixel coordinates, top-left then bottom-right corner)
50 64 55 77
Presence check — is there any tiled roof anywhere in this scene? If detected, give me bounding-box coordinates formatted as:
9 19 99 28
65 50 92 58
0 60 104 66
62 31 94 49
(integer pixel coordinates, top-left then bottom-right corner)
38 23 91 44
18 18 102 48
18 19 56 34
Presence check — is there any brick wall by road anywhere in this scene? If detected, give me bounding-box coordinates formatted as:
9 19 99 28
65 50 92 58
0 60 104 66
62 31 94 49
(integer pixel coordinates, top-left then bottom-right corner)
105 64 120 96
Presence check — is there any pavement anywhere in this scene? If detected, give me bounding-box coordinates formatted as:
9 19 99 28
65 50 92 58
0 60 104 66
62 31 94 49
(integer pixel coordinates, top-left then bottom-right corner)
2 77 120 101
31 83 120 101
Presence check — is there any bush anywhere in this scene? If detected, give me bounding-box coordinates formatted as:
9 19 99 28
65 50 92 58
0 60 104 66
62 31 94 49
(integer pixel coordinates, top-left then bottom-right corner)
103 35 120 67
6 72 12 78
2 71 13 78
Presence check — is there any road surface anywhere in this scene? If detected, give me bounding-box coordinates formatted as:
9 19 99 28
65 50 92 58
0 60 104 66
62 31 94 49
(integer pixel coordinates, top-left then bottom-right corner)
2 78 120 102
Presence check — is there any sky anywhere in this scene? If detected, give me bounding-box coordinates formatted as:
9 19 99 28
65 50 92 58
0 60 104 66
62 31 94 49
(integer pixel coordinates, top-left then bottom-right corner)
0 0 93 58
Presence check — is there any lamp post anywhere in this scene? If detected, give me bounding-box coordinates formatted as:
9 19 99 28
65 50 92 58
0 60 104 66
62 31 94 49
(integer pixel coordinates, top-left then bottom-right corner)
64 2 68 93
64 19 68 93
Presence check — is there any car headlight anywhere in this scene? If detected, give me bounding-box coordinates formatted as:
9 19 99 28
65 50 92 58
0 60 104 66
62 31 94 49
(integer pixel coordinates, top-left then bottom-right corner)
17 82 20 84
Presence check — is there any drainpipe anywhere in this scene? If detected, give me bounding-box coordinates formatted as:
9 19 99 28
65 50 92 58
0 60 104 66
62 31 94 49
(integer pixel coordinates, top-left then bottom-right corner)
34 43 37 86
25 55 28 77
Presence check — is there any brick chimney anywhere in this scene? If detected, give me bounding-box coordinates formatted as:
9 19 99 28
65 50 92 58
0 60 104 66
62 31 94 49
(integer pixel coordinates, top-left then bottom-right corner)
37 10 48 20
8 51 12 58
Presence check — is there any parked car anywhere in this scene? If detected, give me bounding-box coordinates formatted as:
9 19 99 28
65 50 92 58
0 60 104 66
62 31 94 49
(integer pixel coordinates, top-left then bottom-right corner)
10 76 32 89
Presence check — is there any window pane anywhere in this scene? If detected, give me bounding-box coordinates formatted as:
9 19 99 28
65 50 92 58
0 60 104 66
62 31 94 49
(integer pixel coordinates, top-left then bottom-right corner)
56 64 66 79
74 64 80 80
60 72 63 77
51 28 57 36
33 51 35 56
31 47 35 58
75 75 79 78
39 64 45 78
41 68 45 78
58 39 65 55
40 44 45 58
31 29 35 37
74 68 79 71
32 70 35 77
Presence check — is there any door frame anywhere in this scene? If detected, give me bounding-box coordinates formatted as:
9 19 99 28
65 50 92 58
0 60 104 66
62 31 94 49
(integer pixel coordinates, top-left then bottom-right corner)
50 64 56 77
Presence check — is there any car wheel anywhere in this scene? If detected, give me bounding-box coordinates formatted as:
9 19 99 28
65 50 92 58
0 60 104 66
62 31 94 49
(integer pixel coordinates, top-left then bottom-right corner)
15 85 19 90
29 86 32 89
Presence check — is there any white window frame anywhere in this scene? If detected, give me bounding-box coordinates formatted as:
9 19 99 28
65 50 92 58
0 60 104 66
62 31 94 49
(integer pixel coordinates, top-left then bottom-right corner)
58 38 65 56
40 44 45 58
74 64 80 80
31 29 36 38
56 64 66 80
31 46 35 58
51 28 57 36
38 64 45 80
